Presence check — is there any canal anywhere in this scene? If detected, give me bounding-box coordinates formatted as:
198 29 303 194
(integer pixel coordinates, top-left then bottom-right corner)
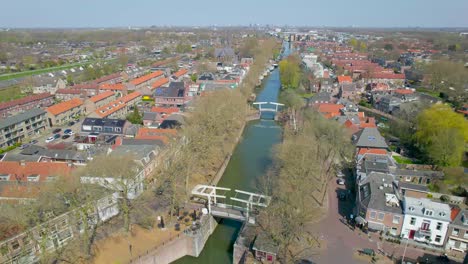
174 42 290 264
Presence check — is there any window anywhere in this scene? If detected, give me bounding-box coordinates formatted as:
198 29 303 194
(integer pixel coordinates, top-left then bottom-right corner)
421 220 431 231
393 215 401 224
405 176 411 182
378 212 385 221
464 231 468 239
435 235 442 243
0 174 10 181
453 228 460 236
436 222 442 231
424 210 433 216
460 242 467 250
370 211 376 219
410 217 416 225
115 127 121 132
27 174 39 182
408 206 415 212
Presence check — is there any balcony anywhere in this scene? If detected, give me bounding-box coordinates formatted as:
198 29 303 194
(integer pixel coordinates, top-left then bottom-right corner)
417 228 432 236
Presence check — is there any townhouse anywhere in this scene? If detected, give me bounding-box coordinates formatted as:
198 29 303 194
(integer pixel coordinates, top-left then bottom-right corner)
91 92 141 119
171 69 188 81
0 108 48 148
46 98 84 126
446 209 468 254
0 93 54 118
55 88 85 101
356 172 403 236
154 82 189 107
130 71 164 90
84 91 116 113
401 197 452 247
81 117 130 135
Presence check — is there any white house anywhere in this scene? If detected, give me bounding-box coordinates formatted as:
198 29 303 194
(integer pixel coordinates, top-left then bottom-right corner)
401 197 452 246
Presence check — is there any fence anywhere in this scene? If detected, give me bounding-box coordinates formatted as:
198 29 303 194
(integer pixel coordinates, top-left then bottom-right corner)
128 233 183 264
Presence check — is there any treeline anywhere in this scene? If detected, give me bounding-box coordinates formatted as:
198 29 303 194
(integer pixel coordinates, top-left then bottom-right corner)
257 108 353 263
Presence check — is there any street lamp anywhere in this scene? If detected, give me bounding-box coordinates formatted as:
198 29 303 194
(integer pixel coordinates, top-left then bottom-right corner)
401 237 409 263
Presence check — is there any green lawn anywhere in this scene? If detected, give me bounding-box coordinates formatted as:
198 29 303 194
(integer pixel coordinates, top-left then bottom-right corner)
443 167 467 186
0 86 25 102
298 92 315 99
415 88 441 98
0 62 90 81
393 155 416 164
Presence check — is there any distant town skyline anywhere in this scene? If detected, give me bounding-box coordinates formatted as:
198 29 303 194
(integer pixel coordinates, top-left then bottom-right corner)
1 0 468 28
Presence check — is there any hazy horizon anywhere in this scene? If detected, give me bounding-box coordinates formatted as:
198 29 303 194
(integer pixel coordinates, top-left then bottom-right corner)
1 0 468 29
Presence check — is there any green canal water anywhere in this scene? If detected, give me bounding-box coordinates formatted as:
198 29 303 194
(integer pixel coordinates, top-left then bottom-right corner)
174 42 290 264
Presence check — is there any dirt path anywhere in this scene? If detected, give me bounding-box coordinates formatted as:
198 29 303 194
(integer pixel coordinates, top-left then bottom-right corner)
92 225 181 264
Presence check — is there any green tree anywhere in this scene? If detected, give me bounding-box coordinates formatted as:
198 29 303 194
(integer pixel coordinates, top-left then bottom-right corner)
190 73 198 83
416 104 468 166
66 74 74 86
384 43 394 51
126 105 143 124
279 55 301 89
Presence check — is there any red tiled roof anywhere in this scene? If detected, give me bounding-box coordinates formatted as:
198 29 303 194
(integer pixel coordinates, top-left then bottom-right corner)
451 207 461 221
89 91 115 103
370 73 405 80
173 69 188 78
337 75 352 84
151 57 180 67
0 161 73 183
99 83 125 91
56 89 83 95
358 148 388 156
94 73 121 84
150 106 180 114
394 89 414 95
0 93 53 111
130 71 164 86
94 92 141 117
135 128 177 143
316 103 344 118
360 117 376 128
46 98 83 116
151 77 170 89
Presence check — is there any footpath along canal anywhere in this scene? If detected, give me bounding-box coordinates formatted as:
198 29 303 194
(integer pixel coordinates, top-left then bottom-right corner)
174 42 291 264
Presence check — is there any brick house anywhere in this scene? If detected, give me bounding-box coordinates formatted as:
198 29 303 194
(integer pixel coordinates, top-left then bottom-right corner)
446 209 468 253
356 172 404 236
130 71 164 90
91 92 141 119
46 98 84 126
154 82 189 107
55 89 86 101
0 93 54 119
84 91 116 113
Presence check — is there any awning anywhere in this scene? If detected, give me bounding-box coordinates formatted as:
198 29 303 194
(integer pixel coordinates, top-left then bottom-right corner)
355 216 367 225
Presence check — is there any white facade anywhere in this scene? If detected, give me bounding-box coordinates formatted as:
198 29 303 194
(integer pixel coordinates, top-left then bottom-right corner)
401 197 451 246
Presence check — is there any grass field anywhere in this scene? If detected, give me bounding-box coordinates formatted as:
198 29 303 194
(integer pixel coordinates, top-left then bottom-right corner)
0 86 25 102
393 155 417 164
0 62 89 81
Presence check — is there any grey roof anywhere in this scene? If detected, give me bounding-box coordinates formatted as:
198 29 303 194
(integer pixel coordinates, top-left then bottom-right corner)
451 209 468 229
398 182 429 192
82 117 127 128
1 153 41 162
341 83 357 92
121 138 165 147
359 172 402 214
214 47 235 58
394 169 444 178
0 108 46 130
143 112 158 121
42 149 86 161
155 82 185 97
111 144 156 161
355 128 388 149
403 197 452 222
309 91 331 103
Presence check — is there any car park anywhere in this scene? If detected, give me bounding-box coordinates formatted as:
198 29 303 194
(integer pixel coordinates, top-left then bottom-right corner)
52 128 62 134
45 136 55 143
29 139 38 145
20 144 30 150
337 179 345 185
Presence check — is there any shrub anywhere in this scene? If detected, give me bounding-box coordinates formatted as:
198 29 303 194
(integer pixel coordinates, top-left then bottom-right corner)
440 195 450 202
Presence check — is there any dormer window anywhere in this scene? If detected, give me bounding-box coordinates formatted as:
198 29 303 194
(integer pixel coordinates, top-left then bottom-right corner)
408 206 415 212
27 174 40 182
0 174 10 181
425 210 433 216
439 212 446 217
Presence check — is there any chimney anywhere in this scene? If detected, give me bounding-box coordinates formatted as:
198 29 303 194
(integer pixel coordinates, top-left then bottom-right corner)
20 160 26 166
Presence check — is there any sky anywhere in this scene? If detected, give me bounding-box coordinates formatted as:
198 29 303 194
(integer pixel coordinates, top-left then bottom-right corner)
2 0 468 28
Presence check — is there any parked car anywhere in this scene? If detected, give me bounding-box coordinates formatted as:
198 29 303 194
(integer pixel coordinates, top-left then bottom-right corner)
52 128 62 134
337 179 345 185
62 134 70 140
68 121 75 126
45 136 55 143
336 171 345 178
64 129 73 135
20 144 30 150
53 134 61 139
338 192 346 201
29 139 38 145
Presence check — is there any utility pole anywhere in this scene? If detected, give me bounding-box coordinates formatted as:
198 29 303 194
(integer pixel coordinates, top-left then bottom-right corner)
401 238 409 263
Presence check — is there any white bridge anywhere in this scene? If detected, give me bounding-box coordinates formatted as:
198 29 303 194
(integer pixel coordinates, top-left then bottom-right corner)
252 102 284 113
191 185 271 223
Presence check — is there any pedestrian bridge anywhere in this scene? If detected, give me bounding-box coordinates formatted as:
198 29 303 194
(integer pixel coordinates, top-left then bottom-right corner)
191 185 271 223
253 102 284 113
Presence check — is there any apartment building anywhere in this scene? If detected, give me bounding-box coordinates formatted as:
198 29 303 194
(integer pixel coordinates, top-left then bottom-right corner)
46 98 84 126
0 108 48 148
0 93 54 118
